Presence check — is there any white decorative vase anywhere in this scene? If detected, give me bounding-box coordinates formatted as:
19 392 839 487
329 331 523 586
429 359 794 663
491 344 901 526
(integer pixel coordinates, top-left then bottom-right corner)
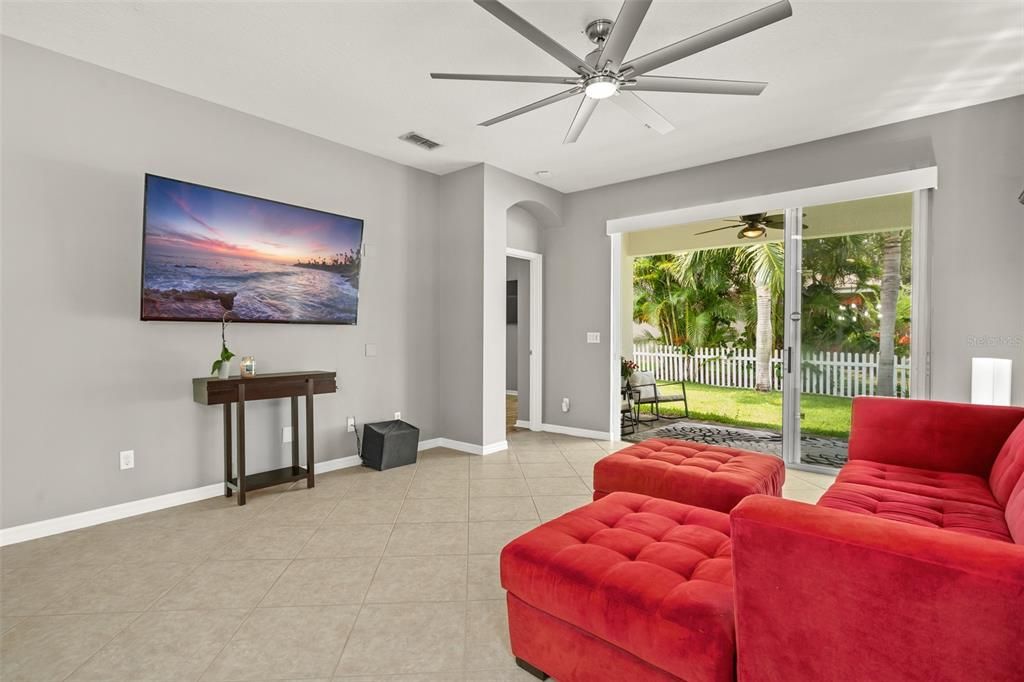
217 362 230 379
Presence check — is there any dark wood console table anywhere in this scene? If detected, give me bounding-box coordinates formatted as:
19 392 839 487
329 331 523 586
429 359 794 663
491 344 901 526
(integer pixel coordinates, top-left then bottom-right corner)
193 371 337 505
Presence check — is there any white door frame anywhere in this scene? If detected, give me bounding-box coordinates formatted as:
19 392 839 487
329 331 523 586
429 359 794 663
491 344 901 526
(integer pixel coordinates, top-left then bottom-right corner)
506 248 543 431
610 234 623 441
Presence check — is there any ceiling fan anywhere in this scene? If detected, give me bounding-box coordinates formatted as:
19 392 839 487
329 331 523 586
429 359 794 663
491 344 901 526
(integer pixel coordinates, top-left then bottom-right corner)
695 213 809 240
431 0 792 143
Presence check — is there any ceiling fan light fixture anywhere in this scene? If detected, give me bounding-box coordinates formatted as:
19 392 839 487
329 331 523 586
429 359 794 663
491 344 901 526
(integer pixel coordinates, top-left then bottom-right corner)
584 76 619 100
740 223 767 239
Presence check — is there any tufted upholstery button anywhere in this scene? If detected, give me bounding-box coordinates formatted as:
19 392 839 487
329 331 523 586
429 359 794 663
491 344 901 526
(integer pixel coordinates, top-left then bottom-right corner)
501 491 735 682
593 438 785 513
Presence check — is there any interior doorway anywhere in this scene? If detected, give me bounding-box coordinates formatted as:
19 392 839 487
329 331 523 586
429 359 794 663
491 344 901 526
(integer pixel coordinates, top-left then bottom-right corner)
506 248 543 432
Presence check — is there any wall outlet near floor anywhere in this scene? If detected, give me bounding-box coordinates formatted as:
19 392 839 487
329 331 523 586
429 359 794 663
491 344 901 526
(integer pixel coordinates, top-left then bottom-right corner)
347 417 356 433
119 450 134 470
561 398 570 413
394 411 401 420
282 426 293 443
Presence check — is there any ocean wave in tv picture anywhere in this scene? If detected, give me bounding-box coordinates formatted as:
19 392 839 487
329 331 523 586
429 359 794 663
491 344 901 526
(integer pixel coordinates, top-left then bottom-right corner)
141 175 363 324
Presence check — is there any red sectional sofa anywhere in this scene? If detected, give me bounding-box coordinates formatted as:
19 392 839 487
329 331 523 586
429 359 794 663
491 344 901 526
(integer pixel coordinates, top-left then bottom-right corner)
731 397 1024 682
502 397 1024 681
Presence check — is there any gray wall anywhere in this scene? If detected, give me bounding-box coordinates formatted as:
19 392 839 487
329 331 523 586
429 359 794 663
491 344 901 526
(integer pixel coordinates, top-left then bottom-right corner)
436 165 485 445
1 39 441 528
507 206 541 253
545 95 1024 433
506 257 530 420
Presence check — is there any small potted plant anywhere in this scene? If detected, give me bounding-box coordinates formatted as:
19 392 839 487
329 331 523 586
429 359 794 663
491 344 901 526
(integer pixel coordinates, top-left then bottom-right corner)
211 312 235 379
621 357 638 386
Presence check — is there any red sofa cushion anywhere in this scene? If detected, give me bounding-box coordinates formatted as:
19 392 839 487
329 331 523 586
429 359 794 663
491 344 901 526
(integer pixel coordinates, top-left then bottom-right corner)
835 460 1001 508
818 481 1012 543
593 438 784 513
990 419 1024 507
501 491 735 682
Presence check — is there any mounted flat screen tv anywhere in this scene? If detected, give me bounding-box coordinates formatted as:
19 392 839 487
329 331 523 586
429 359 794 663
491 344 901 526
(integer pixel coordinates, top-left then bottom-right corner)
141 174 363 324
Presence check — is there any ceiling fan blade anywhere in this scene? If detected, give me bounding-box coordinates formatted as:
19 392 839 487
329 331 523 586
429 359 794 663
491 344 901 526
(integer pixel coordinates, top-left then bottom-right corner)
610 92 674 134
431 73 579 85
479 87 583 127
620 0 792 77
596 0 653 72
694 224 743 235
474 0 594 75
564 96 600 144
625 75 767 96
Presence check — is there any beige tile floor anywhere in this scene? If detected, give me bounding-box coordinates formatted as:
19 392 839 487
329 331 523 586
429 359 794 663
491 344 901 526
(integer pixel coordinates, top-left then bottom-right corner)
0 431 833 681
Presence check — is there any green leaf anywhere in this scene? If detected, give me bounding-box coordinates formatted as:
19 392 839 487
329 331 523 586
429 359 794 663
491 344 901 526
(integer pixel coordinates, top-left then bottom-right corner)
211 359 222 376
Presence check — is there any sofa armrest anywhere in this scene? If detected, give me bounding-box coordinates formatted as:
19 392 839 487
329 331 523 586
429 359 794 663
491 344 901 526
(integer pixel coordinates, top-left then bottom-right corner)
848 396 1024 476
731 495 1024 682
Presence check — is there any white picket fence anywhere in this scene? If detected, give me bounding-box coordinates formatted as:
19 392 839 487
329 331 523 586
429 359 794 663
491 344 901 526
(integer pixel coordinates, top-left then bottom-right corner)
633 342 911 398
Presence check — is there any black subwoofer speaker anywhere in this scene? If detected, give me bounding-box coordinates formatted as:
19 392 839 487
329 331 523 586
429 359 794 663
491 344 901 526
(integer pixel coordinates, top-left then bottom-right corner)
361 420 420 471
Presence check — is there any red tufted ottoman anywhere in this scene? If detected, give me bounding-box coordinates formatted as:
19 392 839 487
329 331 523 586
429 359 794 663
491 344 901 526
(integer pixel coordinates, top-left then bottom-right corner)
501 491 735 682
594 438 785 513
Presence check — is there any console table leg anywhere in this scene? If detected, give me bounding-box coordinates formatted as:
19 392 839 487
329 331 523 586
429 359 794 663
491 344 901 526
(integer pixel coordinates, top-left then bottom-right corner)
306 379 315 489
290 396 300 470
237 383 247 505
223 403 233 497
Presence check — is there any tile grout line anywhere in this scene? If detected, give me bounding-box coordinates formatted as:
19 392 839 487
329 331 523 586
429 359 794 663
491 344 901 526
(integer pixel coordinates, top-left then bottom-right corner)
329 517 397 678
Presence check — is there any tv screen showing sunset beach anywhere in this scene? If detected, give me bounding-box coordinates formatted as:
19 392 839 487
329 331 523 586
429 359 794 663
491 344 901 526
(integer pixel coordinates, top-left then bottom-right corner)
141 175 363 324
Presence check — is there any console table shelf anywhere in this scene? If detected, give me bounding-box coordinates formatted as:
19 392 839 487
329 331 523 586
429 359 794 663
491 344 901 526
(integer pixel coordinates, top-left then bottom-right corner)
226 465 310 494
193 371 337 505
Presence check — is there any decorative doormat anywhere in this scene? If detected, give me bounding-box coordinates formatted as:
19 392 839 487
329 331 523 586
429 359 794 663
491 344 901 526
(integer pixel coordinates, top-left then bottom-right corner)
623 420 848 468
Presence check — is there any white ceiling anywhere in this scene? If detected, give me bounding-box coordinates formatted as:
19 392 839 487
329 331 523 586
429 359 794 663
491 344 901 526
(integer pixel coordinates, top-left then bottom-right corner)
3 1 1022 193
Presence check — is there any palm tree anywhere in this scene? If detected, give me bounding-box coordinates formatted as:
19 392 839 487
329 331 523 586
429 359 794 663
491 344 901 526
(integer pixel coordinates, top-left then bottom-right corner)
875 232 903 396
737 242 785 391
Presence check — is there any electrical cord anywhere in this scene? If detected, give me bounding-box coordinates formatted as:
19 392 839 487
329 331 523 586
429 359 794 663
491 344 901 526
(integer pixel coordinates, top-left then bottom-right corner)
353 420 362 460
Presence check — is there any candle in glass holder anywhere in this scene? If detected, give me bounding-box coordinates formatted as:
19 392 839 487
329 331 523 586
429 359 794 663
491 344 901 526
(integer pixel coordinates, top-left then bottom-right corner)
240 356 256 378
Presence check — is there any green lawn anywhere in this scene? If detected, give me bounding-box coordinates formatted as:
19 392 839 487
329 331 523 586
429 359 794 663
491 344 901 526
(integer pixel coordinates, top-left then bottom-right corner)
650 382 852 438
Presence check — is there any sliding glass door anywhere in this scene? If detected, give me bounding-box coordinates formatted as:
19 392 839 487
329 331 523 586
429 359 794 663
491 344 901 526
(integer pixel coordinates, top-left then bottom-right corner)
782 193 920 470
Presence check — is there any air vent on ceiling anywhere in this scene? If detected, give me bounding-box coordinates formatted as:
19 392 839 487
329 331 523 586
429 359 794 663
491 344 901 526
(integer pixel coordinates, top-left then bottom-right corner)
399 132 442 151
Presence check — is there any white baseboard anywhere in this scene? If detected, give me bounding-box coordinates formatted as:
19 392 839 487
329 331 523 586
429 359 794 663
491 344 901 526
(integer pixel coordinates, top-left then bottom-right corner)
541 423 612 440
505 390 518 396
0 452 369 547
425 438 508 456
514 420 531 429
1 436 510 546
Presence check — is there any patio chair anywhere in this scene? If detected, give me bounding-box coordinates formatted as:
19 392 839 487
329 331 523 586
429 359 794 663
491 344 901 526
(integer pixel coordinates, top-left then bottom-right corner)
627 371 689 421
620 387 640 435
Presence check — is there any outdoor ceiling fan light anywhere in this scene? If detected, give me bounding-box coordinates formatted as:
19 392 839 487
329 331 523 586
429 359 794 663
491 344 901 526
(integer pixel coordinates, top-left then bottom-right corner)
584 76 618 100
740 223 767 239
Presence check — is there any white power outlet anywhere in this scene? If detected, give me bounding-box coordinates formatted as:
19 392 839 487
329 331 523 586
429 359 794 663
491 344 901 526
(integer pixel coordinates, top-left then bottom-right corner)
561 398 570 413
347 417 356 433
119 450 135 470
282 426 293 443
394 411 402 420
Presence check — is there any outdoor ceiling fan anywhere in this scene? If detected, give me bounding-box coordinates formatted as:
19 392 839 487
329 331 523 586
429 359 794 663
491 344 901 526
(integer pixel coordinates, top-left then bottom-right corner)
431 0 792 143
695 213 809 240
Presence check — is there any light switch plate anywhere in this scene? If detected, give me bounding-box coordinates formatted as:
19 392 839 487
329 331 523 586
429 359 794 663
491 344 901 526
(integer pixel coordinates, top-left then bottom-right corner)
282 426 293 443
586 332 600 344
365 344 377 357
